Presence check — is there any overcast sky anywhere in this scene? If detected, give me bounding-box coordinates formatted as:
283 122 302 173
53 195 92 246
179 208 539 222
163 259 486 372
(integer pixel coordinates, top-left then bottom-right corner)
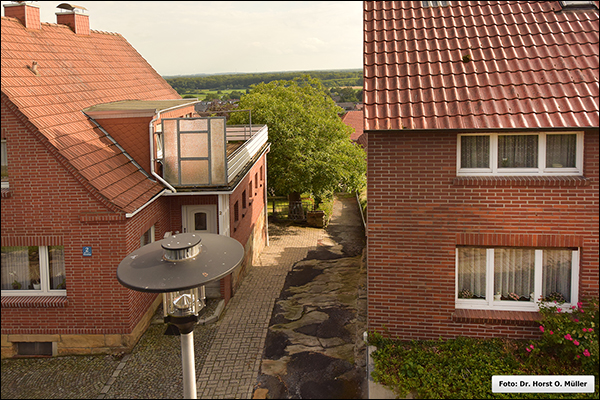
2 1 363 76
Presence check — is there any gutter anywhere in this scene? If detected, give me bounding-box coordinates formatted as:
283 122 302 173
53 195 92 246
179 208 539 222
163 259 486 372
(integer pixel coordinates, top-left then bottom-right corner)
125 188 169 218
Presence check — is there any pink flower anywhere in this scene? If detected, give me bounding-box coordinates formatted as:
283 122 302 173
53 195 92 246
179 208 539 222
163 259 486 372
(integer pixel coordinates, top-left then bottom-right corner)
530 344 534 349
583 349 591 357
526 347 531 353
572 306 577 310
557 308 562 312
573 340 580 346
565 334 573 341
589 328 594 332
576 355 581 359
573 318 579 322
539 326 545 333
577 302 583 308
549 331 554 335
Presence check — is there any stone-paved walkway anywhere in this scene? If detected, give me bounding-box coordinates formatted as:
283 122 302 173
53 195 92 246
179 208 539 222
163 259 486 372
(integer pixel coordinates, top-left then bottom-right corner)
1 194 364 399
196 223 325 399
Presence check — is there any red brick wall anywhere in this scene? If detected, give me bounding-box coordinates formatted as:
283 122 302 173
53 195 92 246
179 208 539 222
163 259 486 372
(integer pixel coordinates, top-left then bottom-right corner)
0 99 160 335
95 116 153 173
366 130 599 341
228 155 268 296
230 155 267 247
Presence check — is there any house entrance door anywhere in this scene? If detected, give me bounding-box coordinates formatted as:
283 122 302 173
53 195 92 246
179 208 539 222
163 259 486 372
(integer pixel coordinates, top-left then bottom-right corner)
182 205 217 234
182 205 220 298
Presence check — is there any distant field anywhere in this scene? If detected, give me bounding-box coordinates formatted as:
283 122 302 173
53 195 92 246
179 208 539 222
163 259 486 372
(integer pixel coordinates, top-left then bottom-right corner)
180 89 246 99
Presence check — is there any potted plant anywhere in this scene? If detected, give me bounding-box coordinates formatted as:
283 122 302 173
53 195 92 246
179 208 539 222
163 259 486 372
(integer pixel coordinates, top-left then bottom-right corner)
32 279 41 290
543 291 566 303
12 280 21 290
507 292 520 301
494 291 502 301
458 288 473 299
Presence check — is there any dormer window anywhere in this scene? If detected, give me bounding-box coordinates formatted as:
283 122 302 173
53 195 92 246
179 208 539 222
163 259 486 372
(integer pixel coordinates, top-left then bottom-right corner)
422 0 448 7
560 0 597 9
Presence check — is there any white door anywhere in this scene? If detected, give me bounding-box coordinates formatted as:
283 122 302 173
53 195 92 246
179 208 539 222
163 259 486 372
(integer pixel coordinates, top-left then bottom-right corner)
182 205 217 234
182 205 220 298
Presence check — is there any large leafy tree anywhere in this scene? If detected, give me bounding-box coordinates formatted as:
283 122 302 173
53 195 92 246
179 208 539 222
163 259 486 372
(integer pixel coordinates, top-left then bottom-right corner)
228 75 366 207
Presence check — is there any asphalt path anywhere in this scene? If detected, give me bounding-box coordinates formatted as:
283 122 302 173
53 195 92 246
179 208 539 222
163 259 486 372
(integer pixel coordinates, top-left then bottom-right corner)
254 193 368 399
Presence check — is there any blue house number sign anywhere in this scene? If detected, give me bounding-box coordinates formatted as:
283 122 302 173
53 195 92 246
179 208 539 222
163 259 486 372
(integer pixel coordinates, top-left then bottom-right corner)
82 246 92 257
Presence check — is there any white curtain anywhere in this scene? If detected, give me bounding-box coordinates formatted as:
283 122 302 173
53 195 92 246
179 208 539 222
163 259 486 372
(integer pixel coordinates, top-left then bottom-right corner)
1 247 33 290
494 248 535 298
461 136 489 168
546 134 576 168
498 135 538 168
458 247 487 298
48 246 66 290
542 250 571 302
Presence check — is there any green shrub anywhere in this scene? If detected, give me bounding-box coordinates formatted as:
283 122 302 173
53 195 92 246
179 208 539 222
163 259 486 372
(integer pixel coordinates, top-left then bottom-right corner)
525 297 599 376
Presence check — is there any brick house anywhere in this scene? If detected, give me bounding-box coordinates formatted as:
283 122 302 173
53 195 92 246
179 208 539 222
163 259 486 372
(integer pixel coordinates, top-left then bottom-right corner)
364 1 598 341
1 2 269 357
341 110 367 150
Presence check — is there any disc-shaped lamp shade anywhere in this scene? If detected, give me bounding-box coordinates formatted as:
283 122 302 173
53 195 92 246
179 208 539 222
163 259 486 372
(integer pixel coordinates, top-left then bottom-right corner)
117 233 244 293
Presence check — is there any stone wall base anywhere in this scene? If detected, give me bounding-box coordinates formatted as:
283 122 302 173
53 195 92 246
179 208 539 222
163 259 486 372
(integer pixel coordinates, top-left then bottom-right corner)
1 295 162 359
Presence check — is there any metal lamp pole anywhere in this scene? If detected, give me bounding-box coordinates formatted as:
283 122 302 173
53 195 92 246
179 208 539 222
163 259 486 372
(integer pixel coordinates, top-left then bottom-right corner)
117 233 244 399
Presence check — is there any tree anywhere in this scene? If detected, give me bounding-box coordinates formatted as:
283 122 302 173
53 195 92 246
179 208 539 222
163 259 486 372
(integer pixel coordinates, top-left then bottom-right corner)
228 75 366 208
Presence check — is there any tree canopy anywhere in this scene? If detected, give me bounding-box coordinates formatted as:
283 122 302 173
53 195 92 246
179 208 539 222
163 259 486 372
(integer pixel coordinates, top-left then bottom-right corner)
165 70 363 93
228 75 366 204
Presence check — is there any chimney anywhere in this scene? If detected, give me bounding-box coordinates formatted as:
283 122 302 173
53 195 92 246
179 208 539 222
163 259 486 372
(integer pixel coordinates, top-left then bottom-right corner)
3 1 41 30
56 3 89 35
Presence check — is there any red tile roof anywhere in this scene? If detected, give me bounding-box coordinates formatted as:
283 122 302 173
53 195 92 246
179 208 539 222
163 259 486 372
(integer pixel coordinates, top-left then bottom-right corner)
1 17 181 213
364 1 599 131
341 110 367 149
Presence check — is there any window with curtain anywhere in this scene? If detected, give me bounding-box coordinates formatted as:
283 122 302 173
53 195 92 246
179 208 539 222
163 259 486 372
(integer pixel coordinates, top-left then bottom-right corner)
458 132 582 175
456 247 578 310
546 134 577 168
498 135 538 168
1 246 66 295
461 136 489 169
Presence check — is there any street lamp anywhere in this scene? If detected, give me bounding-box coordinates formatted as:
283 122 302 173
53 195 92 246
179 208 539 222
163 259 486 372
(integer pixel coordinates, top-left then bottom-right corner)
117 233 244 399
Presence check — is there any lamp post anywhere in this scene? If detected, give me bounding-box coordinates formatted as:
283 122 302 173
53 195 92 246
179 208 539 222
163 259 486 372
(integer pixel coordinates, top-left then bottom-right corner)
117 233 244 399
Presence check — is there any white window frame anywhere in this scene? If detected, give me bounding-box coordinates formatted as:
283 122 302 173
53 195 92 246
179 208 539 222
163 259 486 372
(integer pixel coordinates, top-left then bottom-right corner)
455 248 579 311
457 132 584 176
1 246 67 297
140 225 156 248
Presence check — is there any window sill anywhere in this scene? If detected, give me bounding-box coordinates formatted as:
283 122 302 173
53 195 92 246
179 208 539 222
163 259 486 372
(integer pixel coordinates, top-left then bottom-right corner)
452 309 541 326
453 176 591 187
1 296 68 308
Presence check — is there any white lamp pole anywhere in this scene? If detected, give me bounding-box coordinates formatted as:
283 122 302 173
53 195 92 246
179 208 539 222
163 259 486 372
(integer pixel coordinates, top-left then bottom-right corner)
117 233 244 399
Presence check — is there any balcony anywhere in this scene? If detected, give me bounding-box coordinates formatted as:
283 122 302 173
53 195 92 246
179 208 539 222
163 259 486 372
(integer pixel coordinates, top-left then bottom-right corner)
158 117 268 189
